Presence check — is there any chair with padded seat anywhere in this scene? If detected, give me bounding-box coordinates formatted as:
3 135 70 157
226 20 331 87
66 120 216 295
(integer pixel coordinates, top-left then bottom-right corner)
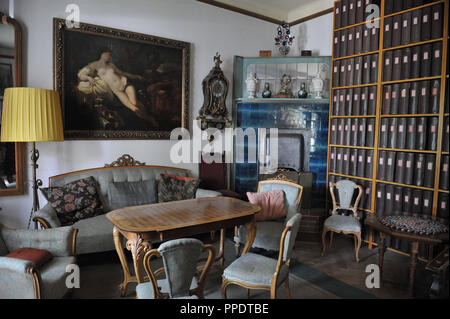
0 223 78 299
234 179 303 255
222 213 302 299
322 179 363 262
136 238 216 299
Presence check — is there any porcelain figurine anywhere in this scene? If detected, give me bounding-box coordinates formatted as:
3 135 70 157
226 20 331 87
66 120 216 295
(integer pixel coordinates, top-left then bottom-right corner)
311 73 324 99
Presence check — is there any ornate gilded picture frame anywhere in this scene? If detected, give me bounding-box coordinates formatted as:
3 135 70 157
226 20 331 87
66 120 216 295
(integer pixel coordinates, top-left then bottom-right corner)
53 18 190 139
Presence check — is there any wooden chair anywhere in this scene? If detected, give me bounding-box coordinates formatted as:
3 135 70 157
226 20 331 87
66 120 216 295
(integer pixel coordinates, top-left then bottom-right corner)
222 214 301 299
322 179 363 262
235 179 303 255
136 238 215 299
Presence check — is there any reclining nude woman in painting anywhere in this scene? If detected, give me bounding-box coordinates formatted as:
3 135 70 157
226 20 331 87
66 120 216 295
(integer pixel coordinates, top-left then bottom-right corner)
77 48 158 127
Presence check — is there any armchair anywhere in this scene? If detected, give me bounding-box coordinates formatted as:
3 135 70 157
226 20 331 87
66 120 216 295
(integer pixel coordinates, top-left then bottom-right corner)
322 179 363 262
136 238 216 299
222 214 302 299
0 223 78 298
234 180 303 254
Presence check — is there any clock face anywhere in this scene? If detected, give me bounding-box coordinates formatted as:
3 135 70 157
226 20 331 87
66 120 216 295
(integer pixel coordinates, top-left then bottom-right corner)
211 78 226 98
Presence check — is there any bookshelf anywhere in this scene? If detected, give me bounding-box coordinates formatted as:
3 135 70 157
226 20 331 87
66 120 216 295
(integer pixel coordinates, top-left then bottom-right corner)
327 0 449 259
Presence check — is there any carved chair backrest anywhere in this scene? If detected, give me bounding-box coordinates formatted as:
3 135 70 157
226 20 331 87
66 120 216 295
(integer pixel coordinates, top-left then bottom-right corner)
329 179 363 218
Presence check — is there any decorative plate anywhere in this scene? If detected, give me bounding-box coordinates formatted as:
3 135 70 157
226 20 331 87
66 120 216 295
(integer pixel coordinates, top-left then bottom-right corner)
380 216 448 236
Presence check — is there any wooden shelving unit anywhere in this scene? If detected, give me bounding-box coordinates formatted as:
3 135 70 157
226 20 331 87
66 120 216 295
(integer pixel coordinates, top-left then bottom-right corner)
327 0 449 258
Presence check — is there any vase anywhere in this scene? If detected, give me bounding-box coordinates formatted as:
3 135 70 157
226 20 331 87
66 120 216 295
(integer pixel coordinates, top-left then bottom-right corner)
262 83 272 98
245 73 258 98
297 83 308 98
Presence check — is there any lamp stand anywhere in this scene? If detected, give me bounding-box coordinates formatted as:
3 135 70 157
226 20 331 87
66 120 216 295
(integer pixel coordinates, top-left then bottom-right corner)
28 142 43 229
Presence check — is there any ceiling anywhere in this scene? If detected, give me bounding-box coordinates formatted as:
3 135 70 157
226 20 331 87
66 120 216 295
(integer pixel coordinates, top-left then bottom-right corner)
197 0 334 25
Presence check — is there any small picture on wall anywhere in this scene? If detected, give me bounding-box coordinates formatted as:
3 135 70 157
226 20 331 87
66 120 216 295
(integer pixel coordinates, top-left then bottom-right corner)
53 18 190 139
0 58 13 99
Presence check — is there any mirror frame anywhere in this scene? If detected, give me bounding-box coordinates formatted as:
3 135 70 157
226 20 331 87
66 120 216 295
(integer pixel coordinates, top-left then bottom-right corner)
0 12 24 196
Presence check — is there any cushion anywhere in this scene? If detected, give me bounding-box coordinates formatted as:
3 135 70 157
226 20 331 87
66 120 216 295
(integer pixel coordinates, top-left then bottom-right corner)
108 179 157 210
223 252 289 287
324 214 361 232
158 174 200 203
41 176 104 226
246 190 287 221
5 247 53 267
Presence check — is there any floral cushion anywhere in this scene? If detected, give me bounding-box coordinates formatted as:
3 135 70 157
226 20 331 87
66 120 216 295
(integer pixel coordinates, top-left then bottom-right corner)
157 174 200 203
41 176 104 226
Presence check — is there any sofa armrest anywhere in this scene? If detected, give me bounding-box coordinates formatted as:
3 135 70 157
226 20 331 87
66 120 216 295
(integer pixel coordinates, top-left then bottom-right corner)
0 257 39 298
195 188 222 198
33 203 61 229
1 226 77 257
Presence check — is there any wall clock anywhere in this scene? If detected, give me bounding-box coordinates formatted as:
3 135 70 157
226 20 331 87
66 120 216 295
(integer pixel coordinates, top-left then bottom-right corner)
197 53 231 130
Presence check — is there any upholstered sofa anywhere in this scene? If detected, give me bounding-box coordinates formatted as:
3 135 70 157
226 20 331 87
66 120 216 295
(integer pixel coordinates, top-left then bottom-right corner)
33 156 221 255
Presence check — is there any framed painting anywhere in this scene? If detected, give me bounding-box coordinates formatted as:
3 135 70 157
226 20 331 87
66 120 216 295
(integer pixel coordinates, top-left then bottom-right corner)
53 18 190 139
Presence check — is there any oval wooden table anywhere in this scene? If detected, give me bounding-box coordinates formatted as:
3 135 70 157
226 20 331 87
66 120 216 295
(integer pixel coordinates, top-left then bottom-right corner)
106 197 260 296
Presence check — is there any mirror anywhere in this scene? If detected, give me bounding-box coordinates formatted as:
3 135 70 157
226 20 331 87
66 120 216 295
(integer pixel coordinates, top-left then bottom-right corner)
0 12 23 196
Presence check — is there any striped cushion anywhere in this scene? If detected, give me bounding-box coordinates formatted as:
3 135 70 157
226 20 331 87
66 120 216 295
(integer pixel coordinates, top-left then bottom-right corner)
108 179 157 210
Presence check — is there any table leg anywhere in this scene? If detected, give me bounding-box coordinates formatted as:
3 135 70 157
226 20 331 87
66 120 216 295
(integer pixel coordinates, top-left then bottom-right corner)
409 241 419 298
113 226 132 297
241 218 257 256
378 232 386 281
126 233 152 284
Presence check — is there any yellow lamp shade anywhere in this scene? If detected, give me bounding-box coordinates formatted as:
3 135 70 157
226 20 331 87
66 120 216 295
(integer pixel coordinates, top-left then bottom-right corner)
1 87 64 142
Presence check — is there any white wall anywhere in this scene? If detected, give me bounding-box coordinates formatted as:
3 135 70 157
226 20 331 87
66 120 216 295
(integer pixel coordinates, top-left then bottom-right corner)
292 12 333 57
0 0 276 227
0 1 334 228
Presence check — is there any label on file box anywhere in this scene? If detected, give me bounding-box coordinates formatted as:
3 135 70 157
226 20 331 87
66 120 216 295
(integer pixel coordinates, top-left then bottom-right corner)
424 199 429 207
348 64 351 71
362 93 366 100
411 89 416 97
403 20 408 27
432 87 438 95
385 24 390 31
340 95 344 102
434 12 439 20
380 158 384 165
368 124 373 131
387 193 391 200
399 124 404 132
386 92 390 99
394 22 399 29
378 191 382 198
435 50 440 58
336 8 339 14
398 160 403 167
343 5 346 12
390 125 395 132
366 188 370 194
396 194 400 201
364 29 368 36
338 153 341 160
370 93 374 100
352 124 356 131
413 17 418 24
442 202 446 209
372 28 376 35
431 125 436 132
349 33 353 40
422 88 426 96
406 160 411 168
388 158 392 165
360 125 363 131
334 96 337 102
351 155 355 161
392 91 397 98
428 162 433 170
423 15 428 23
350 3 353 9
444 164 448 172
424 52 429 60
367 156 371 163
359 155 363 162
414 197 419 205
354 94 359 100
339 124 342 130
346 94 350 101
405 196 409 202
413 54 418 61
403 56 408 63
356 31 360 39
364 62 368 69
418 125 423 132
385 58 390 65
341 65 345 72
417 162 422 168
382 124 386 132
344 154 348 160
395 57 400 64
357 1 361 7
372 61 376 68
332 124 336 131
335 37 338 43
409 125 413 132
401 89 406 97
331 152 335 159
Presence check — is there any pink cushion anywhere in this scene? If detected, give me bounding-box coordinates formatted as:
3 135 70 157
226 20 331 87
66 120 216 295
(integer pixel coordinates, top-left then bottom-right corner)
246 190 287 221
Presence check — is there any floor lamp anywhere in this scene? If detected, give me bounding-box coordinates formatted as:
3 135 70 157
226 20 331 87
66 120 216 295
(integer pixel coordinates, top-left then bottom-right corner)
0 87 64 229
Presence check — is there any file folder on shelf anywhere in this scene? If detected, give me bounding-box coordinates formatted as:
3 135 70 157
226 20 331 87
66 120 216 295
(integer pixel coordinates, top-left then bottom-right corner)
431 3 444 39
411 8 422 44
414 153 426 187
406 117 417 150
439 155 449 191
409 81 419 114
394 152 406 185
423 154 436 188
427 117 438 151
404 152 415 185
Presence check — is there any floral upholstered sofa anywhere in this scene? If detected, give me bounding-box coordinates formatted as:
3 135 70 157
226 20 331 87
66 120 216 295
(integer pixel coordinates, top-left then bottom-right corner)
33 155 221 255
